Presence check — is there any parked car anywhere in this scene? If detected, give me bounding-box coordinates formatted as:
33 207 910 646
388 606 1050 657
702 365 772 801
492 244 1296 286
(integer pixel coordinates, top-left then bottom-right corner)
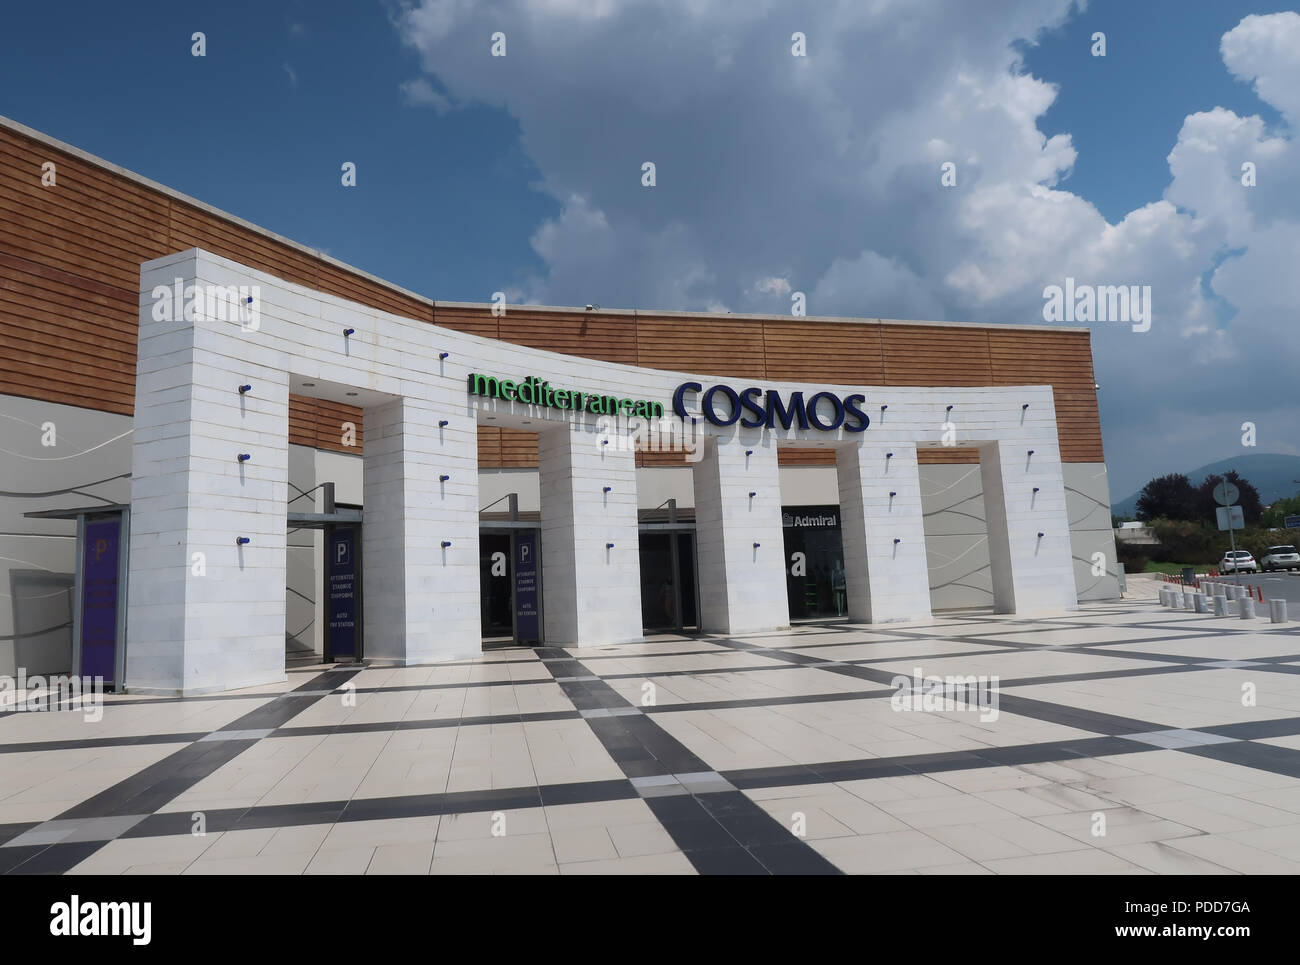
1262 545 1300 572
1220 550 1257 574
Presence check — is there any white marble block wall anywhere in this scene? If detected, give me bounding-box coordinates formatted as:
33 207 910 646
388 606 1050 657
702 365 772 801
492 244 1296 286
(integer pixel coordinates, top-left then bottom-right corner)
693 432 790 634
126 255 290 695
980 439 1077 614
837 442 932 622
538 422 643 644
363 397 481 663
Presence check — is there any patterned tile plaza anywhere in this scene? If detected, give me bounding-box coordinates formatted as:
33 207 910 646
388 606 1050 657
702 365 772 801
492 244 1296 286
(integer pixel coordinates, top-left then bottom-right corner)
2 598 1300 875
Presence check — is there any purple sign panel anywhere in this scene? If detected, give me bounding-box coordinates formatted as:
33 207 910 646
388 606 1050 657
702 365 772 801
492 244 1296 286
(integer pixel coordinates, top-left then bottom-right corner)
514 531 540 643
80 517 120 684
327 527 358 659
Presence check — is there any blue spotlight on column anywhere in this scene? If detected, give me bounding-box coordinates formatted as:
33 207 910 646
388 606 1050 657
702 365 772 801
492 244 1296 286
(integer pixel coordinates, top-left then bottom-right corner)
442 540 452 548
237 453 251 462
439 420 449 427
440 474 450 482
440 352 449 359
894 538 902 544
607 542 614 549
603 486 612 492
343 328 355 337
238 384 251 394
236 537 250 545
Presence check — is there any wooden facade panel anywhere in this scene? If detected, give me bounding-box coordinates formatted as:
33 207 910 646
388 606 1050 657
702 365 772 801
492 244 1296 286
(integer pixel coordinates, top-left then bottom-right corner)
168 201 319 290
316 259 431 323
635 316 767 378
777 449 836 466
477 426 502 467
499 311 638 365
762 322 885 384
435 306 498 340
498 428 539 467
917 447 981 465
880 326 994 386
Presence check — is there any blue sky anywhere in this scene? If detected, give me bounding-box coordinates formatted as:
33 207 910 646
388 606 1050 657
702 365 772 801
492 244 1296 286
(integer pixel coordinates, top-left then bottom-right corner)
2 0 1297 498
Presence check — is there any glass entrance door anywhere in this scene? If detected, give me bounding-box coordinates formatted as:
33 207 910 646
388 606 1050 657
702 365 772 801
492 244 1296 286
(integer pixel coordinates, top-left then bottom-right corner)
638 530 697 632
480 532 514 639
480 528 543 645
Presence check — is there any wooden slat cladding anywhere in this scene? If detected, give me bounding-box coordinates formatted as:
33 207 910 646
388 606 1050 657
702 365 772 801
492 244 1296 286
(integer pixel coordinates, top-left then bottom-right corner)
499 428 539 468
497 310 638 365
763 322 884 384
917 447 981 465
880 325 993 386
317 259 431 324
777 449 836 466
434 306 498 340
168 201 318 290
287 395 363 454
636 315 767 378
0 120 1104 471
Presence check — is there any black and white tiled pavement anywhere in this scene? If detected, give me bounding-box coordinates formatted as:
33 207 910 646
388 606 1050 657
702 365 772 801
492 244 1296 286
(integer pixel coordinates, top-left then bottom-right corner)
3 598 1300 874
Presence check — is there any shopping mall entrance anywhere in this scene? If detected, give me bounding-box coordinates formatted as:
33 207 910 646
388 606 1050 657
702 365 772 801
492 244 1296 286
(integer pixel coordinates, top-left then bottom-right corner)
782 504 847 620
638 517 698 634
479 522 543 646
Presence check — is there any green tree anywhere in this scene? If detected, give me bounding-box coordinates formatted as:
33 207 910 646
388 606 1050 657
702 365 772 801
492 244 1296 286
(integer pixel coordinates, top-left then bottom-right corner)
1136 473 1197 522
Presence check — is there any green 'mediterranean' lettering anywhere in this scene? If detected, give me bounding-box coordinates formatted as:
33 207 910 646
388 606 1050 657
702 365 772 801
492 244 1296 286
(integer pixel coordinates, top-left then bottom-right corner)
467 373 663 419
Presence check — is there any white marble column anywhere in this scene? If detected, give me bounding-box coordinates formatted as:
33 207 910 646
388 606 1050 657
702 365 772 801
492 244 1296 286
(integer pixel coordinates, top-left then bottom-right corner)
538 422 642 644
980 439 1077 614
362 397 481 663
692 433 789 634
836 442 932 623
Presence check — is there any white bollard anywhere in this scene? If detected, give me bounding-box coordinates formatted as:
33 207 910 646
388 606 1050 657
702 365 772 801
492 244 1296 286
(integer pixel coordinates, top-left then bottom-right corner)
1195 594 1210 614
1240 598 1256 619
1212 595 1228 617
1269 599 1288 624
1168 589 1182 608
1214 584 1229 599
1184 591 1197 609
1234 585 1248 601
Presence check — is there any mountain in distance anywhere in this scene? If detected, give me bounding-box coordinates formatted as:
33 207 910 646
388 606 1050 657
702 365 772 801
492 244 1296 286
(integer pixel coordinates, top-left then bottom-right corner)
1112 452 1300 518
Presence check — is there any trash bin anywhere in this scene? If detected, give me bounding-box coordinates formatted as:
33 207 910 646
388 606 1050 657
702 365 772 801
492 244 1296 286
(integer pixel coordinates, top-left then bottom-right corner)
1181 566 1196 585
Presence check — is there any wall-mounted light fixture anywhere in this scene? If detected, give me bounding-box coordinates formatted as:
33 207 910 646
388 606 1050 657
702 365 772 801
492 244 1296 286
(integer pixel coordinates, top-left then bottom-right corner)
439 474 450 482
236 537 250 545
603 486 612 493
439 352 449 360
439 420 449 427
343 328 355 337
238 384 252 394
237 453 251 462
442 540 452 548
